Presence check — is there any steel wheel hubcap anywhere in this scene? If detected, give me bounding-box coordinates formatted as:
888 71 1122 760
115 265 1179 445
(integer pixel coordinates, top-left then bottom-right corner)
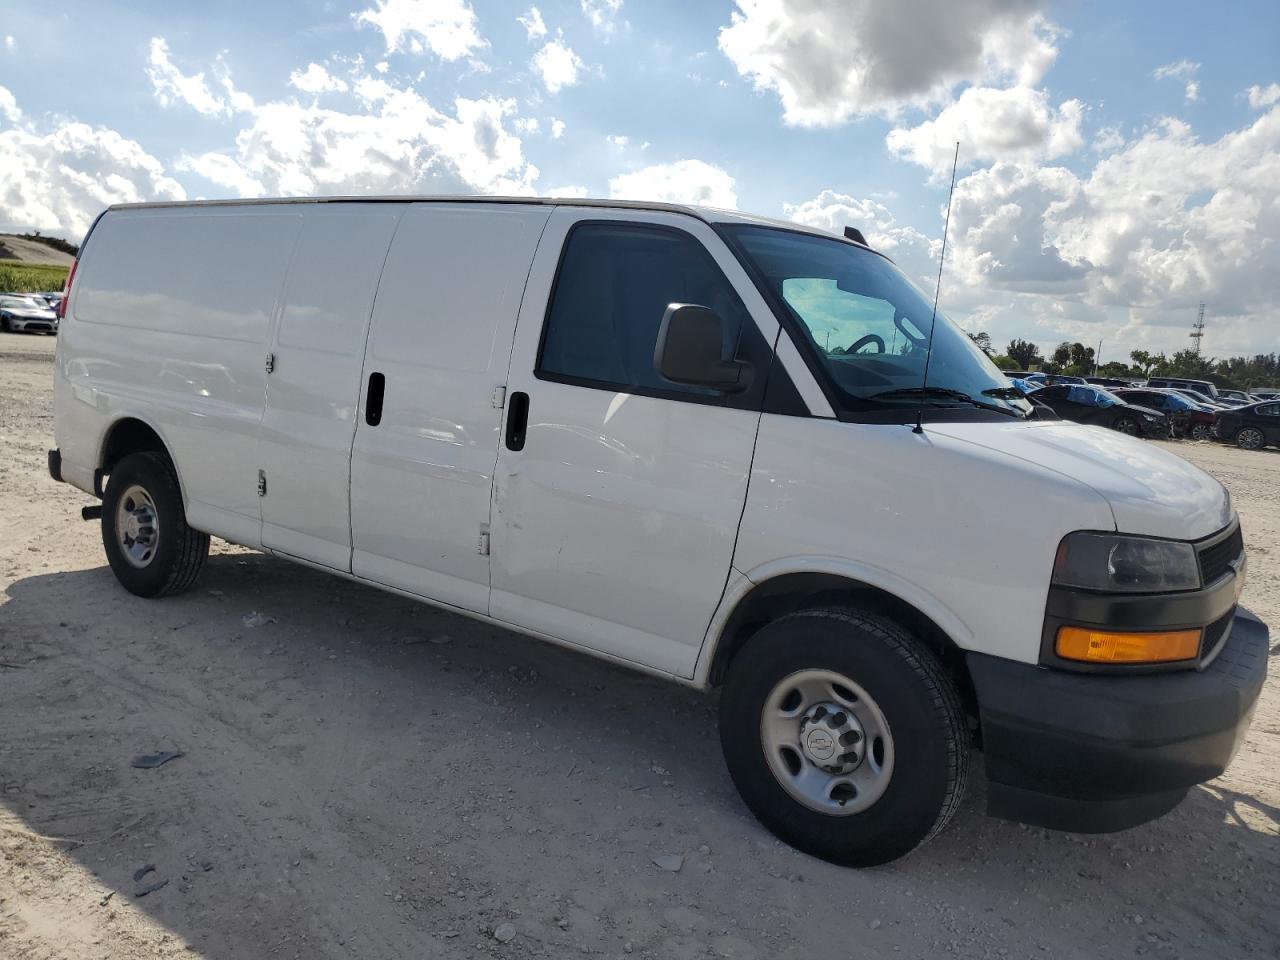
761 669 894 816
1238 428 1263 449
116 484 159 568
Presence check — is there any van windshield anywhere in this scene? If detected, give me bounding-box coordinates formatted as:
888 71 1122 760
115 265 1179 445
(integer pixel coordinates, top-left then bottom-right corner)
726 226 1030 419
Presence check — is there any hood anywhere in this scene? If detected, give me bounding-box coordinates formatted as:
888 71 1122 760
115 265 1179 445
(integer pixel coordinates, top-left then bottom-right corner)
3 306 56 319
929 419 1231 540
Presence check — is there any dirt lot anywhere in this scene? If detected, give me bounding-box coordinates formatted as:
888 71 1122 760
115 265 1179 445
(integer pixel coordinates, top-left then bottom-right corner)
2 335 1277 960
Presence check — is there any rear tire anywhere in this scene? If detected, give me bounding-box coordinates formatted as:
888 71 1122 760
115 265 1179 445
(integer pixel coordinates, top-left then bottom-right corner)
1190 423 1212 441
1235 426 1265 451
719 608 969 867
101 452 209 597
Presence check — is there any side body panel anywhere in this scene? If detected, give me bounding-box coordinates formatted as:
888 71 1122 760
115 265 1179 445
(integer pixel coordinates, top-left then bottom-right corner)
55 206 302 545
725 414 1117 668
488 207 780 677
258 205 402 570
349 202 552 614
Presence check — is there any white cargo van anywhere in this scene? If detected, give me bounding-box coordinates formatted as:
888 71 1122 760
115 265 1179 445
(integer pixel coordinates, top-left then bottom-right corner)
49 198 1266 866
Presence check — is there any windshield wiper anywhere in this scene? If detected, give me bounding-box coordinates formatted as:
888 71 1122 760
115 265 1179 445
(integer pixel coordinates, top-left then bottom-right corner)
868 386 1025 418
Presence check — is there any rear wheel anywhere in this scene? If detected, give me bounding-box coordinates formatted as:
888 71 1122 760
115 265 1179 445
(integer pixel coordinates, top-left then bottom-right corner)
1190 423 1213 441
1235 426 1265 451
1112 415 1140 436
101 452 209 597
719 608 969 867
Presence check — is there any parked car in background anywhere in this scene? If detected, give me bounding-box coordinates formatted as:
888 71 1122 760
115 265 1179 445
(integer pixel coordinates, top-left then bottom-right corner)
0 294 59 333
1031 383 1170 437
1085 376 1139 388
1146 376 1219 400
1114 388 1216 440
1216 389 1260 405
33 291 65 311
1024 372 1087 386
1250 388 1279 401
1215 402 1280 451
1172 388 1233 411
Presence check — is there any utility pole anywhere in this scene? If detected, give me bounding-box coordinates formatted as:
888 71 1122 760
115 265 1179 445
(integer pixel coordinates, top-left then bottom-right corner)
1190 303 1205 355
1095 339 1102 376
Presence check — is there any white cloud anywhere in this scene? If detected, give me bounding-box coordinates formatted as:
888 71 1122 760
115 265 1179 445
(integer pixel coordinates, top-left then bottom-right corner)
375 60 389 74
550 117 566 138
0 85 21 124
581 0 625 37
4 35 14 51
288 62 349 95
531 38 583 94
0 97 185 237
1153 60 1201 104
146 37 254 117
609 159 737 208
354 0 485 61
718 0 1061 126
1246 83 1280 109
176 151 265 196
1153 59 1198 81
517 7 547 40
1092 125 1125 154
515 117 539 133
180 77 539 199
606 134 628 147
946 106 1280 339
545 185 590 198
886 85 1083 173
783 190 937 283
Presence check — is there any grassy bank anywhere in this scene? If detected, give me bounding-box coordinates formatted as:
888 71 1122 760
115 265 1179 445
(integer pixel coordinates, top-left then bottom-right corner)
0 262 69 294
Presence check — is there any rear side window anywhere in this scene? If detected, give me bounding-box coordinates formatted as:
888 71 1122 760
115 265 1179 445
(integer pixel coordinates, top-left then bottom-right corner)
538 222 748 397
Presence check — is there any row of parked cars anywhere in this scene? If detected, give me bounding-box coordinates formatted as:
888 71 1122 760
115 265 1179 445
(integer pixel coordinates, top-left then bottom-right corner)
0 291 63 334
1006 371 1280 452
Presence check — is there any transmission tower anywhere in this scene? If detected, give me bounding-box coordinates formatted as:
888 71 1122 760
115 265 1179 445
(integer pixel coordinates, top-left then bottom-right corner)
1189 302 1205 355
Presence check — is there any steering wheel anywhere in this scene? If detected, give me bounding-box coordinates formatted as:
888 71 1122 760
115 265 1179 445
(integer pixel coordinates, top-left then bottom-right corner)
847 333 886 354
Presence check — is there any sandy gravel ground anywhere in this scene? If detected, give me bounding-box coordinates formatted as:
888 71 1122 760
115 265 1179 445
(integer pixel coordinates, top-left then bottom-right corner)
2 334 1277 959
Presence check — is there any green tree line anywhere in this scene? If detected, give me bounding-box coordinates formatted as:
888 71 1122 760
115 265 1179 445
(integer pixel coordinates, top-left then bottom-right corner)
966 333 1279 391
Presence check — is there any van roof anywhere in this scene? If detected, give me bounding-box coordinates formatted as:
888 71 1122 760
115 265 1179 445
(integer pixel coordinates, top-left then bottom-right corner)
104 195 865 247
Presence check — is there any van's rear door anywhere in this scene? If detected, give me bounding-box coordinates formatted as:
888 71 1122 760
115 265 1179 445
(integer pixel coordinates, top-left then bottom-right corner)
349 203 552 614
258 205 401 570
488 208 778 677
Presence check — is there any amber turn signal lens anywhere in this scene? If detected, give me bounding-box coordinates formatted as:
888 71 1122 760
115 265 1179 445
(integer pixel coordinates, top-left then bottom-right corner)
1055 626 1201 664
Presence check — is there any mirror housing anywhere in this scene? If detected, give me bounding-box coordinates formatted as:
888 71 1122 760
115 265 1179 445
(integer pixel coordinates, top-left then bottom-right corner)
654 304 753 393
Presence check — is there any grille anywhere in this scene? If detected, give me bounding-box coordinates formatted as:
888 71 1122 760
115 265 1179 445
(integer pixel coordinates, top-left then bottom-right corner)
1200 607 1236 660
1198 525 1244 585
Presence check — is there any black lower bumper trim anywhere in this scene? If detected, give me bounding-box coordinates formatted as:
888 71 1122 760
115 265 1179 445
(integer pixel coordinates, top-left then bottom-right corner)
987 783 1187 834
47 448 62 483
969 606 1267 833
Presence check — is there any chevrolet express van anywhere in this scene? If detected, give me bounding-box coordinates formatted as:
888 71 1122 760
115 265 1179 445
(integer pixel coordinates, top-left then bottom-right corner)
49 198 1267 866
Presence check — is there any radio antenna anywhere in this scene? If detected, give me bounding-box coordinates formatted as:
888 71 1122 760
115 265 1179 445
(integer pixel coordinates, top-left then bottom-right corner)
914 140 960 435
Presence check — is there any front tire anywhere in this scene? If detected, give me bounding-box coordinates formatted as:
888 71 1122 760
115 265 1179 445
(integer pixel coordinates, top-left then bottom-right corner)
101 452 209 597
719 608 969 867
1112 415 1140 436
1190 423 1213 441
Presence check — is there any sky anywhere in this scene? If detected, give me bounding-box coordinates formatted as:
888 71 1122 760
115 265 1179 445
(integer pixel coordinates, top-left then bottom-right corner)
1 0 1277 361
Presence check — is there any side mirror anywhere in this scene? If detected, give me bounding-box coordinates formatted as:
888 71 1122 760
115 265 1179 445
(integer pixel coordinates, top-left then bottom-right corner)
654 304 753 393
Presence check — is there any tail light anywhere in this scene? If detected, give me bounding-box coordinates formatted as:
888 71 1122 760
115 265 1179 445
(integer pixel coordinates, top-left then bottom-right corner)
57 258 78 319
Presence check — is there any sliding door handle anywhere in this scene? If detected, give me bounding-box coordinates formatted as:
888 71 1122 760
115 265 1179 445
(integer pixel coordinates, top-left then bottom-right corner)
365 372 385 426
505 391 529 451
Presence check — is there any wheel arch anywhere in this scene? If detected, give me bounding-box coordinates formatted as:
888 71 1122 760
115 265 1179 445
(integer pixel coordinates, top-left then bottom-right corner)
97 415 187 504
697 562 978 714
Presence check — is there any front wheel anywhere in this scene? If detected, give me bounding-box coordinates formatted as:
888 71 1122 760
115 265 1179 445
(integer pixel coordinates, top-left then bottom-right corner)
1235 426 1265 451
1112 415 1140 436
1190 423 1213 441
101 452 209 597
719 608 969 867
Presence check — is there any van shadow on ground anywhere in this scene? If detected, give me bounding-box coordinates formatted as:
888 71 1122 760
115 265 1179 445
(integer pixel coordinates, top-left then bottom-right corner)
2 552 1277 959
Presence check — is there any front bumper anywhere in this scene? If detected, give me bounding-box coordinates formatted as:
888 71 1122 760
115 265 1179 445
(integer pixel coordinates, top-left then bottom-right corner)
967 606 1267 833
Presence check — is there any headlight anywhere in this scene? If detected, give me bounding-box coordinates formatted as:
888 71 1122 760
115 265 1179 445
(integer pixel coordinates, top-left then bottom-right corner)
1053 532 1200 593
1142 413 1160 422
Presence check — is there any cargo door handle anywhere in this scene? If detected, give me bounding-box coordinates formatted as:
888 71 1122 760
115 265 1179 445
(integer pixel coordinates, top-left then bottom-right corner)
505 391 529 451
365 372 385 426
